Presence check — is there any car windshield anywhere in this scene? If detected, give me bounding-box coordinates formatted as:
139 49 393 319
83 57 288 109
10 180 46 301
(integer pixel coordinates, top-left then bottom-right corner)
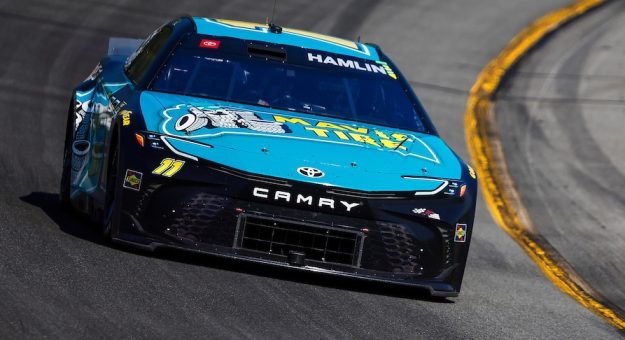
151 44 427 132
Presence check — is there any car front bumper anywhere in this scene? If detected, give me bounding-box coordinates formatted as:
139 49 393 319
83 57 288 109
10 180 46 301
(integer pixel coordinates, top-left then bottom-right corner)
112 163 476 296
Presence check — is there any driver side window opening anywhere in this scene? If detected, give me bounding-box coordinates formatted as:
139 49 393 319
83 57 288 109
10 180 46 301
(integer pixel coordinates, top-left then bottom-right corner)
125 26 173 84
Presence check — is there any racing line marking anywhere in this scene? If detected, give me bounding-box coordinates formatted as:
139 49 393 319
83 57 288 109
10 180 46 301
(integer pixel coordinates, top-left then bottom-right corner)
464 0 625 330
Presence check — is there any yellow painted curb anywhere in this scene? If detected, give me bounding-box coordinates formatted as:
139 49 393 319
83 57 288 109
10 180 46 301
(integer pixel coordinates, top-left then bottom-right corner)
464 0 625 330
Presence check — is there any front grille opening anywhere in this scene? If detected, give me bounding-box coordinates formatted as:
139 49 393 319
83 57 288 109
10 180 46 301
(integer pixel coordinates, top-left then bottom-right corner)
237 215 361 266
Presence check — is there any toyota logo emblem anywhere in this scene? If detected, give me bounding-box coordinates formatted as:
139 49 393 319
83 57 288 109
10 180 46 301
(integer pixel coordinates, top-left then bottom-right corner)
297 167 325 178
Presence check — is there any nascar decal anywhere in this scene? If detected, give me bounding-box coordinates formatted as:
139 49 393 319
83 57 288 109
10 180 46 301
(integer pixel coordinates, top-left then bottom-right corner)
163 105 291 135
412 208 440 220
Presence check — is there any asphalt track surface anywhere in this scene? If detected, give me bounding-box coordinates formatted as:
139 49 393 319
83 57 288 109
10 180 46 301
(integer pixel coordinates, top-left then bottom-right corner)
497 0 625 320
0 0 621 338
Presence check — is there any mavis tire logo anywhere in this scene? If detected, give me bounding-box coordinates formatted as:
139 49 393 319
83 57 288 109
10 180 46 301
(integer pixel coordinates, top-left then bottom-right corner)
297 167 324 178
162 104 291 136
270 115 441 163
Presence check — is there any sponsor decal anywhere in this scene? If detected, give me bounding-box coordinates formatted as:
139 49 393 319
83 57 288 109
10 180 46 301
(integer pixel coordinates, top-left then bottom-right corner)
160 105 440 164
272 115 413 151
120 110 132 126
252 187 361 212
308 53 397 79
468 165 476 179
412 208 440 220
297 167 324 178
454 224 468 243
123 170 143 191
149 141 164 150
199 39 220 49
443 181 463 196
152 158 185 177
164 105 291 135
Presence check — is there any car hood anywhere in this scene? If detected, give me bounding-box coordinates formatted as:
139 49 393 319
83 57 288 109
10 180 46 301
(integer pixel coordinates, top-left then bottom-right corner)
139 91 463 192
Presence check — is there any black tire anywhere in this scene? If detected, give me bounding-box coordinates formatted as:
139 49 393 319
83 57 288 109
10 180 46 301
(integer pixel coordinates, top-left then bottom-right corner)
59 97 75 210
101 136 120 241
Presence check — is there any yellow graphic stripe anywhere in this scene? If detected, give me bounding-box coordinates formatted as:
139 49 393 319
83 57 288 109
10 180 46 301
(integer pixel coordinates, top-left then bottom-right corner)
283 28 359 50
464 0 625 330
214 19 260 30
214 19 359 50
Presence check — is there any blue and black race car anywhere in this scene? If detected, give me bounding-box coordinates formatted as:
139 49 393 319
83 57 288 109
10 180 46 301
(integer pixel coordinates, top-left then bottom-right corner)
60 17 478 297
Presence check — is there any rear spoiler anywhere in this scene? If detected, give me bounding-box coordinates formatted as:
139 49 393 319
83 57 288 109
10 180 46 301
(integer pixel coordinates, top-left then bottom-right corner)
107 37 144 56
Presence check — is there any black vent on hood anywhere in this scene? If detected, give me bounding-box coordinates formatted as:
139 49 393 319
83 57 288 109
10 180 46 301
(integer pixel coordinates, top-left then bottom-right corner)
247 44 287 61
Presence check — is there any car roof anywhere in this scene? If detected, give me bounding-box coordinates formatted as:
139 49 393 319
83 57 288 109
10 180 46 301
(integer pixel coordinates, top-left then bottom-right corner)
192 17 380 61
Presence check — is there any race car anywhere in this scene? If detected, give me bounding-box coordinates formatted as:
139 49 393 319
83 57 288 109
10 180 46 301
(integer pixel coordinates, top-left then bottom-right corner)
60 16 478 297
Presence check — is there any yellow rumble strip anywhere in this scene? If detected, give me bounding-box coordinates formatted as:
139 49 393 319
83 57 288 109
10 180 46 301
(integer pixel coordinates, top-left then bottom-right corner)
464 0 625 330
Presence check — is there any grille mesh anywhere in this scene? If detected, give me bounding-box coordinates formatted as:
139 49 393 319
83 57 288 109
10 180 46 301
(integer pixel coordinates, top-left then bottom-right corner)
164 192 229 242
238 215 361 266
378 222 424 274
